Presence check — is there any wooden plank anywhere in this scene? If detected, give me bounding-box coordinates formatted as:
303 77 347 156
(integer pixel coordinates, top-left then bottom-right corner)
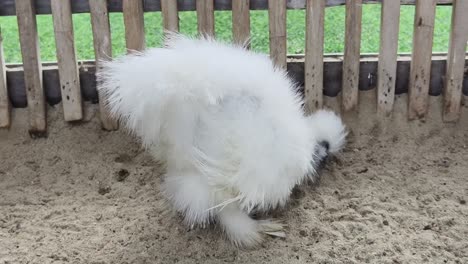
304 0 325 113
0 28 9 128
377 0 400 116
341 0 362 111
51 0 83 122
443 0 468 122
408 0 437 120
196 0 215 36
0 0 455 16
268 0 287 69
296 0 453 8
123 0 145 52
161 0 179 32
5 62 96 108
232 0 251 46
16 0 47 136
0 0 457 15
5 55 465 108
90 0 118 130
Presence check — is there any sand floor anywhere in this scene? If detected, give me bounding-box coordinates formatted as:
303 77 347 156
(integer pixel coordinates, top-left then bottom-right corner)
1 93 467 264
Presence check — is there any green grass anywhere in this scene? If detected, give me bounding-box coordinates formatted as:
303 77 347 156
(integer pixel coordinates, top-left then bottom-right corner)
0 5 453 63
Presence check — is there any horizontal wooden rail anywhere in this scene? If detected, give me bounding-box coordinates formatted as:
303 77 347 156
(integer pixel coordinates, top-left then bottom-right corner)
4 55 467 109
0 0 454 16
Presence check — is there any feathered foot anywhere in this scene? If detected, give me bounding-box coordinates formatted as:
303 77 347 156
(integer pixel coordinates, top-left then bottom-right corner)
218 204 285 248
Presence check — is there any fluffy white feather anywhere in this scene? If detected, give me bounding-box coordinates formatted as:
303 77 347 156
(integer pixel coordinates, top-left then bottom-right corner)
97 32 346 247
307 110 347 154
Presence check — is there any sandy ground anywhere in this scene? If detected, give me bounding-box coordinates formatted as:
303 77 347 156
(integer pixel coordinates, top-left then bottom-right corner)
1 92 467 264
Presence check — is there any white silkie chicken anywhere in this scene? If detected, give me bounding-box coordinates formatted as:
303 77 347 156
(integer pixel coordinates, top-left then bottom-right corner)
97 33 346 247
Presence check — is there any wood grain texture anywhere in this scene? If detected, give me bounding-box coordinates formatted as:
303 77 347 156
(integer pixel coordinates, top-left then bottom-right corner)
161 0 179 31
268 0 287 69
442 0 468 122
304 0 325 113
342 0 362 111
232 0 251 46
123 0 146 52
90 0 118 130
0 0 454 16
51 0 83 121
0 28 9 128
16 0 47 136
377 0 400 116
408 0 436 120
196 0 215 35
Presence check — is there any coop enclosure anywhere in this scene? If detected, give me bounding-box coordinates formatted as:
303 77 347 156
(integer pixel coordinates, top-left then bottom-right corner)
0 0 467 137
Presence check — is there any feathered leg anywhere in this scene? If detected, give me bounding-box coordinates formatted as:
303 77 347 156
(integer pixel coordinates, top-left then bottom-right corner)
217 203 285 248
162 172 213 228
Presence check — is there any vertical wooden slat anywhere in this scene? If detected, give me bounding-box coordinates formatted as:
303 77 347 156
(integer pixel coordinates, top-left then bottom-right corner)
196 0 215 36
123 0 145 52
268 0 287 69
232 0 251 47
90 0 119 130
304 0 325 113
161 0 179 32
51 0 83 122
408 0 437 120
16 0 47 135
443 0 468 122
342 0 362 112
0 28 9 128
377 0 401 116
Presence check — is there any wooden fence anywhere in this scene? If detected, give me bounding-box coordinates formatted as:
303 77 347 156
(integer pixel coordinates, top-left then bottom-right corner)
0 0 467 137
